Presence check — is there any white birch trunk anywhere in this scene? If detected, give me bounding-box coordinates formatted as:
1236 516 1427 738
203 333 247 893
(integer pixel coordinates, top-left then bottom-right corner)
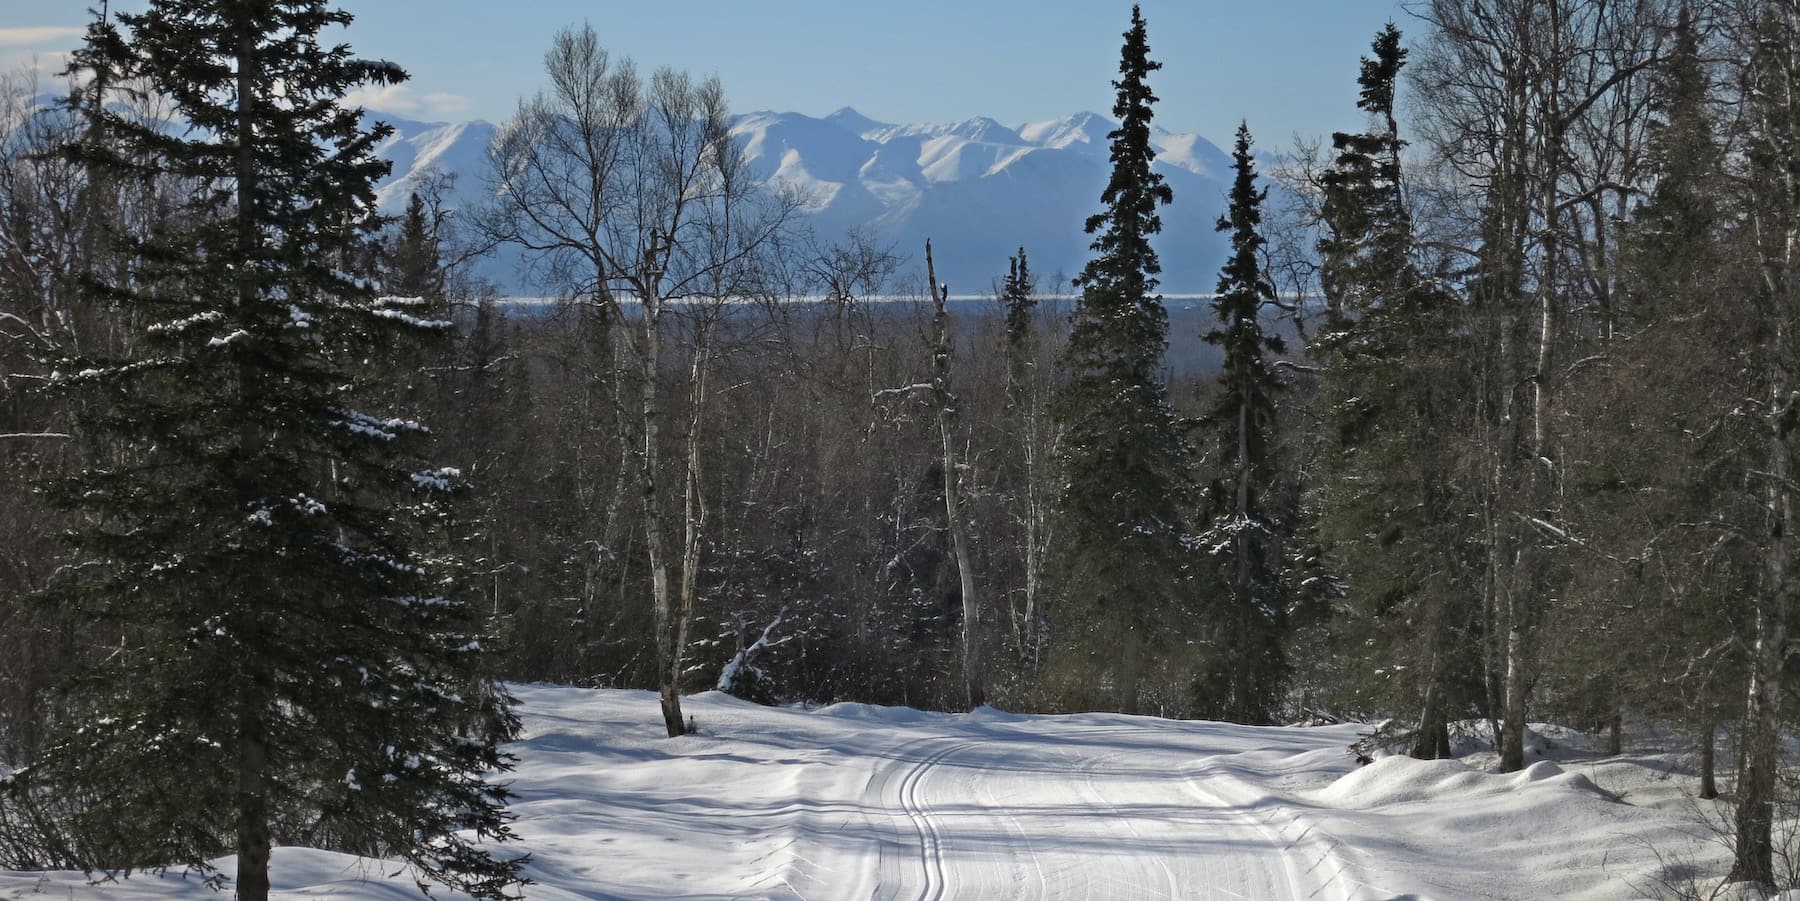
927 241 984 710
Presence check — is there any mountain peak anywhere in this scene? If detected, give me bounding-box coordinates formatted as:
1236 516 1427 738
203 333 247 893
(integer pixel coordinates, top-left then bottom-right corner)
949 116 1023 145
1017 111 1116 149
376 105 1235 294
824 106 889 137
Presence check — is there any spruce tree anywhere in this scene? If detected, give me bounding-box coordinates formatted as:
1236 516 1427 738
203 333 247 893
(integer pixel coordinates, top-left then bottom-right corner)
1195 123 1288 724
1051 5 1192 713
1628 5 1722 318
11 3 522 897
1588 3 1747 797
378 190 453 416
385 190 444 301
1311 23 1473 758
1002 246 1036 409
1317 22 1415 336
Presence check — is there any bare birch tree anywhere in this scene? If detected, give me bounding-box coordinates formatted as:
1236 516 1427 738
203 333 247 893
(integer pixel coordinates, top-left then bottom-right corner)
483 23 791 736
1411 0 1672 772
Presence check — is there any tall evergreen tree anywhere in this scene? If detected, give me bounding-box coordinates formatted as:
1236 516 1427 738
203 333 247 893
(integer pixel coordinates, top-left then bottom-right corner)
1195 122 1288 724
1051 5 1193 713
1579 1 1748 799
1311 23 1473 758
10 3 522 897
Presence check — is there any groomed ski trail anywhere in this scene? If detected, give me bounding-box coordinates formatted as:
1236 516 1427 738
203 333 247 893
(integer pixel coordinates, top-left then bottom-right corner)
861 719 1343 901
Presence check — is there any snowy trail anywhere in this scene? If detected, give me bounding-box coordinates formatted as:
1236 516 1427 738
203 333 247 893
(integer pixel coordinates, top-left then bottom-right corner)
0 685 1747 900
856 719 1336 901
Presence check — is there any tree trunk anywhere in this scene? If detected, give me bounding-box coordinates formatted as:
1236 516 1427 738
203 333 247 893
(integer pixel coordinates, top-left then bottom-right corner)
1483 0 1558 778
1498 615 1529 772
1412 646 1451 760
594 294 633 558
639 259 684 738
927 242 983 710
1478 84 1525 777
1733 12 1799 874
1232 377 1254 718
1021 416 1045 668
1731 601 1784 886
1018 347 1050 671
1606 694 1622 757
1411 681 1444 760
1699 720 1717 801
1501 121 1563 777
1004 287 1044 668
584 296 628 636
673 332 710 728
1119 636 1142 716
943 418 982 711
234 687 271 901
231 22 273 901
1732 379 1795 885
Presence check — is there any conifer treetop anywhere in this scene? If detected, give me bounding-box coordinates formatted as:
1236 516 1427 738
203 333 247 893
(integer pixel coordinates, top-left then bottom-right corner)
1077 4 1173 298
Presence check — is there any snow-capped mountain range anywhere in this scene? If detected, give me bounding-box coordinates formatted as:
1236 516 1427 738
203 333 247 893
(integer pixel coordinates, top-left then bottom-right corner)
371 106 1239 295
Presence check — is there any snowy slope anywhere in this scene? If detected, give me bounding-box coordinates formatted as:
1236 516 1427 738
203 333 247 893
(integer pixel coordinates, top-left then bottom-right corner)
366 108 1236 296
370 116 497 215
729 107 1233 297
0 685 1749 900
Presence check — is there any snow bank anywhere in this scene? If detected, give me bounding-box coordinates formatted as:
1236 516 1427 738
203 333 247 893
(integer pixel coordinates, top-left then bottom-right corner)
811 699 936 724
0 847 473 900
1315 756 1606 808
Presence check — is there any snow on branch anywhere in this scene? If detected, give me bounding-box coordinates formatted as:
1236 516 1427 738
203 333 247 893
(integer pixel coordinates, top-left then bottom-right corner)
1521 514 1580 546
48 357 178 385
334 542 427 576
716 608 789 694
329 408 429 441
873 383 934 402
410 467 462 491
146 309 223 335
373 296 453 330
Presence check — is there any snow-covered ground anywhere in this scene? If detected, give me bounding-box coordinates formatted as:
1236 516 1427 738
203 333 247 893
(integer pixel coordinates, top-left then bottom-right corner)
0 685 1748 899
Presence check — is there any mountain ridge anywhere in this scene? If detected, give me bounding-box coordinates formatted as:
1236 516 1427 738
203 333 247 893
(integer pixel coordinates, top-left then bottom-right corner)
370 105 1239 295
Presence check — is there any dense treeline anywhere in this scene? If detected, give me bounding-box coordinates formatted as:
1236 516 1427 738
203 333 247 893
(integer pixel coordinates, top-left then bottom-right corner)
6 0 1800 893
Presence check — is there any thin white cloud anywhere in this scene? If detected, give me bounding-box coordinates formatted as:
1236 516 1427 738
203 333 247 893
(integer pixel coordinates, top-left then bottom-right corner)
345 83 473 121
0 50 75 86
0 27 85 49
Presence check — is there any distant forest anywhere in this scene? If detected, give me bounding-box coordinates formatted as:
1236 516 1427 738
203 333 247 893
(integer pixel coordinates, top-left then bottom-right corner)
5 0 1800 895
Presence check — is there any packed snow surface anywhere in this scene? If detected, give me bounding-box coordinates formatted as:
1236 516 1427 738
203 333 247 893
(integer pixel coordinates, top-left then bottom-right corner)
0 685 1744 899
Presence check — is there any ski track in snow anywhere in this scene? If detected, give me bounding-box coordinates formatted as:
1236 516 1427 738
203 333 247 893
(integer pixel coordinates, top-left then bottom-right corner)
0 685 1747 900
851 721 1331 901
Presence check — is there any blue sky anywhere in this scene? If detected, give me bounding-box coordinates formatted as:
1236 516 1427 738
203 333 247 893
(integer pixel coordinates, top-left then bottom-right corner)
2 1 1410 145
